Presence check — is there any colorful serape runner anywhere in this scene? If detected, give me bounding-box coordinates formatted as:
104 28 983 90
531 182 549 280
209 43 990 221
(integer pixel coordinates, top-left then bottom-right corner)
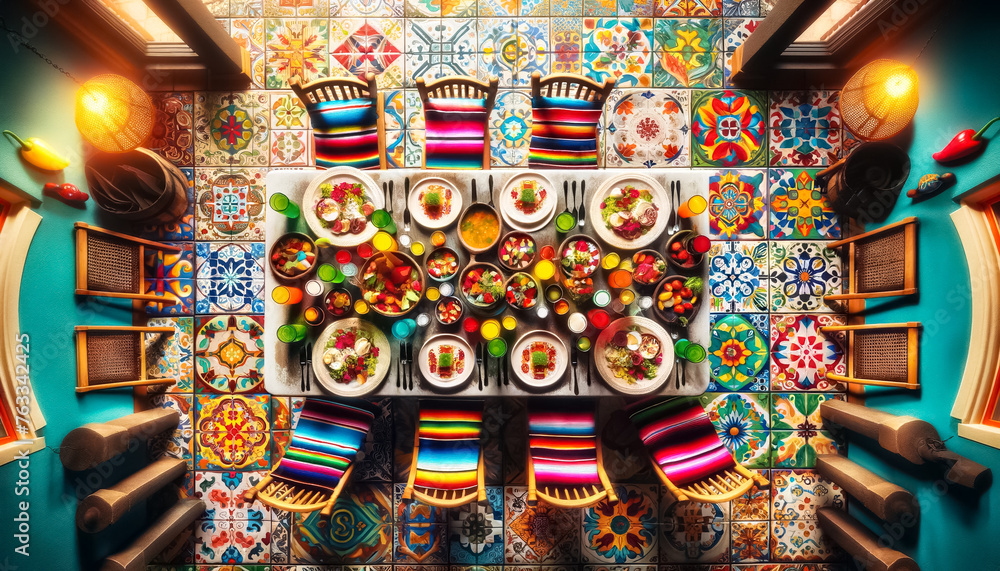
306 97 381 170
424 97 488 170
528 95 603 169
528 403 600 490
628 397 736 488
413 400 483 491
272 398 377 490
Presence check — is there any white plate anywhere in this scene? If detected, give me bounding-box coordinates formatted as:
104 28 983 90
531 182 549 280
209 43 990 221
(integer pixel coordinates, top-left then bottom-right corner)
594 316 674 395
509 330 568 390
408 177 463 230
418 334 476 390
499 172 558 232
312 318 391 397
302 167 383 248
588 173 669 250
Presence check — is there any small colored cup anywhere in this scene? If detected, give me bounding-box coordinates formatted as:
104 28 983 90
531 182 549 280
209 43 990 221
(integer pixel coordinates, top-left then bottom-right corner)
555 211 577 233
317 263 345 284
481 319 501 341
304 280 325 297
357 243 375 259
678 195 708 218
439 282 455 297
567 312 587 334
609 269 633 290
540 245 556 260
545 284 564 302
410 241 425 256
463 316 480 334
577 336 592 352
588 309 611 330
487 337 507 358
272 286 303 305
533 259 556 281
601 252 620 271
335 250 352 264
685 234 712 255
682 341 706 363
593 289 612 308
426 287 441 302
502 315 517 331
277 323 307 343
340 262 359 277
398 234 412 249
372 231 397 253
269 192 299 218
536 305 550 319
392 319 417 340
620 288 636 306
554 299 570 315
371 209 397 234
354 299 370 314
431 231 447 247
303 306 325 326
416 313 431 328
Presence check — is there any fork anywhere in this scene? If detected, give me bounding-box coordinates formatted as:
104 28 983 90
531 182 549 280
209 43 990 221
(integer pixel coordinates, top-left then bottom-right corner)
400 341 410 391
396 341 403 389
668 329 684 390
299 344 307 393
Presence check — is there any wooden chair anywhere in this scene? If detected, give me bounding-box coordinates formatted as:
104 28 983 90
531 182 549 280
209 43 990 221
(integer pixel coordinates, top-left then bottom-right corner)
402 400 486 508
820 322 922 389
530 71 615 104
416 75 499 170
291 72 387 169
526 402 617 508
74 222 182 303
528 72 614 169
244 398 377 518
74 326 176 392
629 397 769 503
825 217 918 304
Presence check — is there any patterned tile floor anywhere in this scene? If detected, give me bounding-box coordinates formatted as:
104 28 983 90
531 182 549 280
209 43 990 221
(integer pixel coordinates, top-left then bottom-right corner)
139 2 853 567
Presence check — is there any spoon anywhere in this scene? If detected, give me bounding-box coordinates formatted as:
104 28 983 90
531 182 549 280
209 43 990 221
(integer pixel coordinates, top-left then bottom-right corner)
571 180 578 221
556 180 575 233
577 180 586 229
472 178 478 203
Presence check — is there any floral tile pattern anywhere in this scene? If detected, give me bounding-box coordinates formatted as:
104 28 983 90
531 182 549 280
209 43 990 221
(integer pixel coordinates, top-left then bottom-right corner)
708 313 769 391
731 472 770 520
195 517 273 564
582 18 654 87
290 484 393 563
194 470 271 521
196 315 265 393
505 486 581 563
659 493 729 563
772 429 843 469
723 17 760 51
265 19 330 88
768 242 842 313
149 92 194 166
195 242 266 314
195 168 267 240
692 89 767 167
144 242 196 316
701 392 770 468
449 486 504 564
656 0 722 16
490 91 532 166
768 169 840 239
771 392 844 432
263 0 330 16
651 18 722 87
148 393 194 468
708 241 769 313
231 18 267 87
195 91 271 166
770 519 841 561
582 485 658 564
146 316 195 392
771 470 845 521
769 91 842 167
395 523 448 563
709 169 766 239
769 314 846 391
606 89 689 167
732 521 769 562
724 0 759 16
195 394 271 470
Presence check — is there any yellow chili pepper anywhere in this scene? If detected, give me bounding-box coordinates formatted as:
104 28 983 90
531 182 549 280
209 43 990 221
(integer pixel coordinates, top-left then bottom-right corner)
3 130 70 171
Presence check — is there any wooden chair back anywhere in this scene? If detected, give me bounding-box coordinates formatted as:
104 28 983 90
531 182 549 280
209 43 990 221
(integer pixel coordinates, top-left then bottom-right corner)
74 326 176 392
416 75 499 170
529 72 615 106
74 222 182 303
527 441 618 508
825 217 918 304
401 429 487 508
657 462 769 503
290 72 387 169
821 322 922 389
244 460 352 518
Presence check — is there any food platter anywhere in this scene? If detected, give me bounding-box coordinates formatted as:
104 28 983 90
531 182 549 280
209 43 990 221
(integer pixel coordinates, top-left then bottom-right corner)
311 318 392 396
588 173 669 250
302 167 383 248
408 176 463 230
594 316 674 395
499 172 558 232
418 333 476 390
509 330 568 390
358 251 426 316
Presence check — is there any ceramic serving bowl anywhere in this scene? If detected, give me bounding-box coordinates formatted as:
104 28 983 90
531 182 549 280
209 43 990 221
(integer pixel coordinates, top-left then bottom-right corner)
425 246 461 282
357 251 426 317
269 232 318 283
457 203 502 254
458 260 506 313
652 275 702 326
497 231 537 272
503 272 540 311
630 249 668 288
665 230 704 271
557 234 602 279
435 296 465 325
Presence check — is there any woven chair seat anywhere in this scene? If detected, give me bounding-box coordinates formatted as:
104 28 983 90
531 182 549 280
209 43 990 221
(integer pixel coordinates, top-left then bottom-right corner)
86 233 140 294
855 229 906 293
853 330 910 383
85 331 141 384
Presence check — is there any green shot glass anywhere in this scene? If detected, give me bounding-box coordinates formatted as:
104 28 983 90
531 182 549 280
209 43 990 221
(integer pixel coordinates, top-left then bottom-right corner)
269 192 300 219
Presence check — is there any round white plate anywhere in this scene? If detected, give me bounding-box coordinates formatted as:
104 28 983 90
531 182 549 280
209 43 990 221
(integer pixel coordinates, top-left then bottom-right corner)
594 316 674 395
499 172 558 232
509 330 568 390
302 167 383 248
588 173 669 250
418 333 476 390
408 177 463 230
312 318 391 397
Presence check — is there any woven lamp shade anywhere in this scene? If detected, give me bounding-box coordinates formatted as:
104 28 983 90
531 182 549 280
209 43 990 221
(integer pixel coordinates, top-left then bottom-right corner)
75 74 154 153
841 59 919 141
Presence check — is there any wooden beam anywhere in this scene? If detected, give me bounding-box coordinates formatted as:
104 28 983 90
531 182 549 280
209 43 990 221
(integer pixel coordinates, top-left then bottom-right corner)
730 0 838 84
143 0 250 82
78 458 187 533
100 499 205 571
815 454 917 523
818 508 919 571
60 409 180 471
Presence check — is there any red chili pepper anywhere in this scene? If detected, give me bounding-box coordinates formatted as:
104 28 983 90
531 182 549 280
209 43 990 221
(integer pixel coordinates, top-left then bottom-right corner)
43 182 89 205
933 116 1000 163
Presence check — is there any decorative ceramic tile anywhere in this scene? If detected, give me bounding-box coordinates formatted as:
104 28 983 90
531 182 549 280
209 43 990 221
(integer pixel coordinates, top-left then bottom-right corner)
770 519 840 561
619 0 654 16
264 0 330 16
271 396 301 431
289 484 393 563
195 91 270 166
270 91 309 129
271 130 313 165
692 89 767 167
194 470 271 521
265 19 330 88
382 89 406 131
768 169 840 240
195 517 273 564
701 393 770 468
231 19 267 88
195 315 265 394
659 492 729 563
395 523 447 563
772 429 843 469
769 91 842 167
582 485 658 564
552 0 583 15
405 0 476 17
479 19 520 86
709 169 766 240
195 242 266 314
724 0 759 15
203 0 229 16
552 17 584 72
708 241 769 313
653 18 722 52
606 89 689 167
771 393 845 431
731 471 770 520
724 18 761 51
448 486 504 564
149 92 194 166
144 242 196 316
404 129 425 167
767 242 842 313
708 313 769 391
517 18 551 84
653 49 722 88
231 0 264 16
195 168 267 240
584 0 617 16
582 18 653 87
504 486 581 563
140 168 195 241
489 90 532 167
771 470 845 521
732 521 770 562
145 316 195 392
356 398 394 481
334 0 404 17
196 395 271 470
330 20 405 87
272 517 291 564
769 315 846 392
148 393 194 468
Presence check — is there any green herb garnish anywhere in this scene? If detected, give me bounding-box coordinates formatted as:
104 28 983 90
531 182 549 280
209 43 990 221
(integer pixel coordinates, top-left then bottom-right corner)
531 351 548 368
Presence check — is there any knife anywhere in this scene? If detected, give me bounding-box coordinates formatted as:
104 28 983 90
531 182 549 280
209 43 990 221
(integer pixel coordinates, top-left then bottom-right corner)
304 342 313 392
571 344 579 395
488 174 495 208
402 179 411 232
471 178 478 203
476 343 484 391
578 180 586 228
571 180 578 221
298 344 307 393
387 180 394 214
407 340 415 390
